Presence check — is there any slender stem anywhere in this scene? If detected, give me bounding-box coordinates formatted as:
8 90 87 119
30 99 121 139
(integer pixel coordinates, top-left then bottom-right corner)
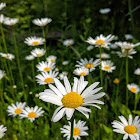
70 46 81 58
134 94 138 111
99 46 103 87
126 53 129 107
31 61 36 88
0 80 4 104
70 116 74 140
42 27 47 58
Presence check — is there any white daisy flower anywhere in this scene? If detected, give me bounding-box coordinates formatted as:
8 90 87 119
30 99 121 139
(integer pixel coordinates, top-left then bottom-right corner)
46 55 57 63
116 49 137 59
134 68 140 76
63 39 74 46
125 34 133 40
0 53 15 60
0 125 7 139
36 70 58 85
87 45 94 51
0 70 6 80
7 102 26 117
110 44 118 49
74 67 89 76
115 42 140 51
99 8 111 14
24 36 45 46
76 58 100 72
61 119 88 140
86 34 114 49
39 76 105 122
127 83 140 94
114 36 119 40
62 61 69 65
31 48 46 57
101 60 116 73
59 71 68 80
0 14 5 23
36 61 55 72
19 106 44 122
32 18 52 27
112 115 140 140
96 53 110 59
25 55 35 61
4 18 19 26
0 3 6 11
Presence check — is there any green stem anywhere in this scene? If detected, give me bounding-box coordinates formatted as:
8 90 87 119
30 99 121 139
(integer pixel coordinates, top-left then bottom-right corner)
42 27 47 58
70 116 74 140
99 46 103 87
31 61 36 88
70 46 81 58
134 94 138 111
126 53 129 107
0 80 4 104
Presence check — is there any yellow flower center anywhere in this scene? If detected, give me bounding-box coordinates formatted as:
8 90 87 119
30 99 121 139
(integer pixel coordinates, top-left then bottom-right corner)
113 78 119 84
62 92 83 108
0 131 1 136
73 128 80 136
80 72 86 76
43 67 51 71
51 59 54 62
10 22 15 25
4 55 9 58
95 40 105 47
28 112 37 118
32 41 39 45
44 77 53 83
103 66 110 70
37 53 42 57
85 63 94 68
102 56 107 59
130 87 136 93
67 42 71 45
124 125 137 134
15 108 22 114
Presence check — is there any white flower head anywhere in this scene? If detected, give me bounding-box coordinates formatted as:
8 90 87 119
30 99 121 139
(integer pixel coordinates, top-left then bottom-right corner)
0 70 6 80
62 61 69 65
36 70 58 85
101 60 116 73
63 39 74 46
0 125 7 139
134 68 140 76
7 102 26 117
59 71 68 80
110 43 118 49
31 48 46 57
0 53 15 60
25 55 35 61
87 45 94 51
86 34 114 49
61 119 88 140
76 58 100 72
99 8 111 14
24 36 45 46
96 53 110 59
47 55 57 63
112 115 140 140
0 14 5 23
36 61 55 72
19 106 44 122
127 83 140 94
74 67 89 76
32 18 52 27
39 76 105 122
0 3 6 11
125 34 133 40
4 18 19 26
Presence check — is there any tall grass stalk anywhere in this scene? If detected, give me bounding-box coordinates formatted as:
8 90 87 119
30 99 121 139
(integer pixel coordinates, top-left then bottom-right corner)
42 27 47 58
0 80 4 104
134 94 138 111
31 60 36 88
99 46 103 87
70 115 74 140
126 52 129 107
70 46 81 58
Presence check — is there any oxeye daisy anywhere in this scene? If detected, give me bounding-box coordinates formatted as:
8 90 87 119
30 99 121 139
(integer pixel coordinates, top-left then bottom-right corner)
24 36 45 46
59 71 68 80
0 3 6 11
96 53 110 59
99 8 111 14
32 18 52 27
4 18 19 26
7 102 26 116
63 39 74 46
25 55 35 61
0 53 15 60
19 106 44 122
127 84 140 94
46 55 57 63
76 58 100 72
60 119 88 140
110 44 118 49
101 60 116 73
39 76 105 122
112 115 140 140
62 61 69 65
74 67 89 76
0 125 7 139
87 45 94 51
0 14 5 23
134 68 140 75
86 34 114 49
31 48 46 57
36 70 58 85
0 70 6 80
36 61 55 72
125 34 133 40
